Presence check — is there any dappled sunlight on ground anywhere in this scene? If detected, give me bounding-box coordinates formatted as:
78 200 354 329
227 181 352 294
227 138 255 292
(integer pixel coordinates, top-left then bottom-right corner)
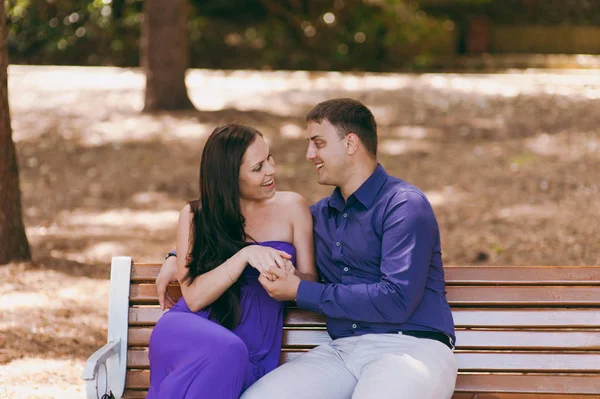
0 358 85 398
0 264 109 396
2 65 599 397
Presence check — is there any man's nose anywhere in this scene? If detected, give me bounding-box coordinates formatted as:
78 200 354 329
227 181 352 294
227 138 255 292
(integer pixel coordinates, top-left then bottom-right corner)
306 144 315 160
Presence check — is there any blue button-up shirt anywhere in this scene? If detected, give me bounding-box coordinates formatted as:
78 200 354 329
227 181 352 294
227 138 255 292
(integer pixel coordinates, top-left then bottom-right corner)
297 164 455 343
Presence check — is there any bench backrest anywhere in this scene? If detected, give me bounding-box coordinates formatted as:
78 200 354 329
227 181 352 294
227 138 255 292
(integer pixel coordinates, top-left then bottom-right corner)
120 261 600 398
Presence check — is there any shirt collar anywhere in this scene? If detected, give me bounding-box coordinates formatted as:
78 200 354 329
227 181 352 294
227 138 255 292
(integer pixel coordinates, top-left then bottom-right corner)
328 164 388 210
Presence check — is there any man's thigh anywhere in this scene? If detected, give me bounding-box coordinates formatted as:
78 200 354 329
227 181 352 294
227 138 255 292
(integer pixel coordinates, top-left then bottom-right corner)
241 344 357 399
351 335 457 399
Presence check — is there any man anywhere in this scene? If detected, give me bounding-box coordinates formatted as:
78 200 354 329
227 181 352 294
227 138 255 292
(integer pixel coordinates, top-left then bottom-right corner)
158 99 457 398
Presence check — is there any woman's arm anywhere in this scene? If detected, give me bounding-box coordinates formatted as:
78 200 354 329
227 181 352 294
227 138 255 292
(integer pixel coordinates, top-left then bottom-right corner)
289 194 318 282
176 204 248 312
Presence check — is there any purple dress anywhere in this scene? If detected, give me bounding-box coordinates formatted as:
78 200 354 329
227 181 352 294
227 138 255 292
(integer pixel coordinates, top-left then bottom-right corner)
147 241 295 399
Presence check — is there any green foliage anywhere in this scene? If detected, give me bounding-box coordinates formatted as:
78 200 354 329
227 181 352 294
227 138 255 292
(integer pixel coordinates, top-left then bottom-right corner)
7 0 598 70
186 0 455 71
5 0 143 66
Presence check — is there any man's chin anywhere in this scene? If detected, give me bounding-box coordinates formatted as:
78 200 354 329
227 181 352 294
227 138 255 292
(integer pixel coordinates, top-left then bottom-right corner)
316 175 335 186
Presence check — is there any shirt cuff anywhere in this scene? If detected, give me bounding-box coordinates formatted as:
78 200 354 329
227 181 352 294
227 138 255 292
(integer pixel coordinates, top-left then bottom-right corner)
296 280 325 314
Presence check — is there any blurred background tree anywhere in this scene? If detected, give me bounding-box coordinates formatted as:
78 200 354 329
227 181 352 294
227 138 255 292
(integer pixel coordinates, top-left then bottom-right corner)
4 0 600 71
0 0 31 264
4 0 460 71
141 0 194 111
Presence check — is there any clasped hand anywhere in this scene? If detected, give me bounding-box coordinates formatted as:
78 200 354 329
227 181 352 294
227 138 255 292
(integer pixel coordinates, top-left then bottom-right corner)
243 245 301 301
241 245 294 281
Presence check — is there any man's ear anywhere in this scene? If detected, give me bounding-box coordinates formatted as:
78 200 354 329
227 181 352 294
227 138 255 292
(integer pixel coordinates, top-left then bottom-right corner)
346 133 359 155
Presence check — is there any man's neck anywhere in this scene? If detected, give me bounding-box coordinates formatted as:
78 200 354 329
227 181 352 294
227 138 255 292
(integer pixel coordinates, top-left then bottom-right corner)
339 159 378 200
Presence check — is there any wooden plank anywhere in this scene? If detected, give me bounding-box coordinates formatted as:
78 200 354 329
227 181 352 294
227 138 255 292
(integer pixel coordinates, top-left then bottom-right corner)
129 307 167 326
128 327 153 347
126 370 150 390
124 390 596 399
452 394 595 399
456 352 600 372
285 308 326 326
127 326 600 350
123 390 147 398
446 286 600 306
127 307 600 328
124 370 600 395
130 284 181 304
279 329 600 351
452 309 600 328
128 306 327 326
131 264 600 285
456 330 600 350
130 349 600 372
130 284 600 306
127 327 600 350
455 373 600 395
123 390 596 399
127 349 151 368
131 264 161 282
445 266 600 285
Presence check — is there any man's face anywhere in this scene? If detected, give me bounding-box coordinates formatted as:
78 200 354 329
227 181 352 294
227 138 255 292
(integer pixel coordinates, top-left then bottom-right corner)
305 120 348 186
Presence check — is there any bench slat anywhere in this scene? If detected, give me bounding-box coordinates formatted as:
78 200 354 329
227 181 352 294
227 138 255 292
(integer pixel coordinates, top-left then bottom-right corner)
128 327 600 350
447 286 600 306
445 266 600 285
128 307 600 328
123 391 147 398
124 370 600 395
124 391 597 399
129 284 600 306
130 264 600 285
124 390 596 399
451 309 600 328
451 394 596 399
128 349 600 372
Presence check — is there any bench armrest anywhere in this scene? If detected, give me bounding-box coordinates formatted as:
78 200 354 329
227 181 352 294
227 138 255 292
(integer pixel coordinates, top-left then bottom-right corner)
83 339 121 398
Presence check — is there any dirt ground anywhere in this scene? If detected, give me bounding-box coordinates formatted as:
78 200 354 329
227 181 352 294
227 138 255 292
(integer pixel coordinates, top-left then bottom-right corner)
0 65 599 398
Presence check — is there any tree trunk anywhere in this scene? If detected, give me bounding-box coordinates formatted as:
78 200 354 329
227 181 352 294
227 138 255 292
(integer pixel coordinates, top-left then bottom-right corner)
141 0 195 111
0 1 31 264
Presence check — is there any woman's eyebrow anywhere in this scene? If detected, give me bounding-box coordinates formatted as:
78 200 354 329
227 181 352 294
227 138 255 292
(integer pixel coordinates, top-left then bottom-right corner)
251 153 271 169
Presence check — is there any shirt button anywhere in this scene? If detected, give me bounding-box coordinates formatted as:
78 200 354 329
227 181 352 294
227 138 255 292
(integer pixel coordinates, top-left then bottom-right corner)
343 267 349 272
335 242 341 247
352 323 357 329
343 213 348 218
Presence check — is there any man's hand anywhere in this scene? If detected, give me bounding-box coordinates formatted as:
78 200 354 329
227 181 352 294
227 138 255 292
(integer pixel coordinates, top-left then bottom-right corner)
241 245 292 281
258 267 301 301
156 256 178 310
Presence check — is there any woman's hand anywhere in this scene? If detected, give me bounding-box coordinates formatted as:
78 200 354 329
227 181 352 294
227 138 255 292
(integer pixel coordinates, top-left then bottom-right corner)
240 245 292 281
156 255 178 310
282 259 296 274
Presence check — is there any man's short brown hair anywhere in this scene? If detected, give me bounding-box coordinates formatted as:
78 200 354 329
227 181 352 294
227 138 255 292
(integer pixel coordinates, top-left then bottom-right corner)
306 98 377 158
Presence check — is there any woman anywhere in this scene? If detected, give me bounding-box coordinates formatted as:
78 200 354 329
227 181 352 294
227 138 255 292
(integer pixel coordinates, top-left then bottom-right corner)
147 124 317 398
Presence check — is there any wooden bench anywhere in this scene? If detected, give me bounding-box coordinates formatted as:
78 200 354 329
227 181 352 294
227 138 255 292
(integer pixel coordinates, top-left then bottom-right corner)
83 257 600 398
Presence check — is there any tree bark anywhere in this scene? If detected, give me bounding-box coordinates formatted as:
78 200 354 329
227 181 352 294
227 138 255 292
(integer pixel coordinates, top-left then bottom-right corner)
0 1 31 264
141 0 195 111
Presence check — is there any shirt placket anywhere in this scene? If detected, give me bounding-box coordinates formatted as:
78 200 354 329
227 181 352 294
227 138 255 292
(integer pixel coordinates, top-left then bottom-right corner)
332 209 347 267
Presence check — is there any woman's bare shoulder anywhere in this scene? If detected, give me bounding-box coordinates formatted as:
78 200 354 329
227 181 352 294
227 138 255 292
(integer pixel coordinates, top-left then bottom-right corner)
274 191 309 209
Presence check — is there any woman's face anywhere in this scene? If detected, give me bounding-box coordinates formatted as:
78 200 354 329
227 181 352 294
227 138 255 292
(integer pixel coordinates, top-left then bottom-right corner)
238 136 276 201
